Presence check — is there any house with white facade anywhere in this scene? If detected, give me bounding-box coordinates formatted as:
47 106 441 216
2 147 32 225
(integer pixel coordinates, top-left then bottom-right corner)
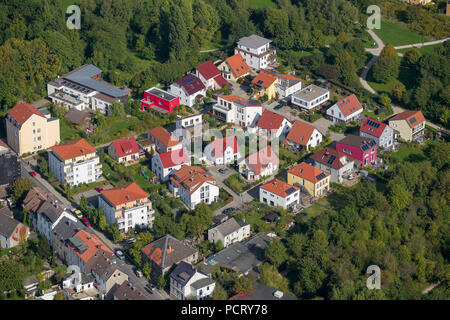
169 74 206 107
48 139 102 187
35 200 75 246
234 34 276 71
151 148 190 182
169 166 219 210
326 94 363 123
195 61 229 90
239 145 279 181
291 84 330 112
360 117 395 150
256 110 291 139
148 126 182 154
309 147 355 183
263 69 302 98
259 179 300 210
285 120 322 150
170 261 215 300
108 137 140 166
176 114 203 130
203 136 241 165
213 95 262 127
208 218 250 248
99 182 155 233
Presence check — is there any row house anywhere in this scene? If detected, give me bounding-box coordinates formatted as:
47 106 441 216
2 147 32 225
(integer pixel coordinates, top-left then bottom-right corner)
259 179 300 210
35 200 75 246
285 120 323 151
213 95 262 127
287 162 330 197
52 216 86 263
291 84 330 112
90 253 128 299
234 34 276 71
326 94 363 123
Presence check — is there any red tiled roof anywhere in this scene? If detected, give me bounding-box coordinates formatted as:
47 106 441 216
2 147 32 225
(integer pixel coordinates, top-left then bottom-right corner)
225 53 250 78
7 102 45 125
335 94 363 117
390 110 425 128
158 148 190 169
252 72 276 88
170 166 216 195
257 110 287 131
213 74 231 88
175 74 206 96
196 61 221 80
112 137 139 158
310 147 353 169
68 230 113 263
208 136 240 158
264 69 302 81
100 182 148 207
288 162 328 184
148 126 180 148
260 179 298 198
247 145 279 175
360 117 388 138
286 120 317 146
51 139 97 160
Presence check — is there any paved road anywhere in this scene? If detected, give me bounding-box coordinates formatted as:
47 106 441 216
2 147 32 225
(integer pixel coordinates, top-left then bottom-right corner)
393 38 450 50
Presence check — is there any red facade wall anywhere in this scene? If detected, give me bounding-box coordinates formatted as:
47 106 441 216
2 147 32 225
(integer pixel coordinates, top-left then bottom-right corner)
140 92 180 113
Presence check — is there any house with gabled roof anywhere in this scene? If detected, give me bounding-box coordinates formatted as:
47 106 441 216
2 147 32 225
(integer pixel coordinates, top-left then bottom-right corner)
108 137 140 166
309 147 355 183
35 200 75 246
287 162 330 197
259 179 300 209
208 217 250 248
151 148 190 182
251 71 277 100
99 182 154 233
360 117 395 150
218 53 251 81
262 69 302 98
90 252 128 298
326 94 363 123
195 61 230 91
213 95 262 127
256 110 291 138
388 110 425 142
52 216 86 262
234 34 276 70
113 280 151 300
141 234 198 280
169 261 215 300
285 120 322 150
147 126 182 153
203 136 241 165
239 145 279 181
0 207 29 248
336 135 377 167
169 74 206 107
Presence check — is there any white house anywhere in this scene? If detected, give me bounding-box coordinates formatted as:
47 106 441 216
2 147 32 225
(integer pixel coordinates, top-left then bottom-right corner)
326 94 363 123
148 126 182 154
98 182 155 233
256 109 291 139
239 145 279 181
203 136 241 165
170 261 215 300
234 34 277 71
169 166 219 210
151 148 190 182
259 179 300 210
176 114 203 130
291 84 330 112
285 120 323 150
195 61 229 90
263 69 302 98
208 218 250 248
169 74 206 107
213 95 262 127
48 139 102 187
360 117 395 150
35 201 75 246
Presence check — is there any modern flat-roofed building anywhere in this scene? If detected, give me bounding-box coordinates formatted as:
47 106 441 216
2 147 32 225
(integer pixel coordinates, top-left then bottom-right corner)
140 87 180 114
291 84 329 112
213 95 262 127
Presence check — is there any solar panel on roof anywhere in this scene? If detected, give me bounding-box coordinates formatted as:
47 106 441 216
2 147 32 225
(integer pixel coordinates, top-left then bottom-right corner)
370 140 376 147
327 155 336 164
185 76 195 83
257 80 263 85
362 145 368 151
316 173 326 181
410 117 417 124
285 187 296 195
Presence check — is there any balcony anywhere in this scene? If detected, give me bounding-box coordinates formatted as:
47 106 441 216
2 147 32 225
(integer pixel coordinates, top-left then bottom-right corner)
95 164 102 169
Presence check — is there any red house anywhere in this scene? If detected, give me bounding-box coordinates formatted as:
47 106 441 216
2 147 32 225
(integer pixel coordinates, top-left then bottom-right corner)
140 87 180 114
336 135 377 167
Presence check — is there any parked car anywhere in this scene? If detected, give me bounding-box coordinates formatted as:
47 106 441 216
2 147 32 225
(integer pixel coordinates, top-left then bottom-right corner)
223 207 236 214
135 269 143 278
95 186 103 192
127 238 136 244
218 167 229 174
29 170 37 177
6 197 15 208
73 210 83 219
81 217 91 227
273 104 283 110
115 250 125 260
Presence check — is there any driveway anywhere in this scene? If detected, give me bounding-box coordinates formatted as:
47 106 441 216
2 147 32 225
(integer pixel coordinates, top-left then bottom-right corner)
312 117 345 141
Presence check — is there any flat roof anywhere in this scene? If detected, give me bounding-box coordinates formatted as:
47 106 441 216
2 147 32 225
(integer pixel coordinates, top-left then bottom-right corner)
237 34 272 49
293 84 329 102
146 87 178 101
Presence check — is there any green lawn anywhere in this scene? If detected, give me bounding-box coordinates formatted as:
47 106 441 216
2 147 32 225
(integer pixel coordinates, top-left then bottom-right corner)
366 58 415 95
302 198 330 220
397 43 443 55
390 145 426 162
373 20 431 47
248 0 276 8
60 118 83 142
225 173 251 194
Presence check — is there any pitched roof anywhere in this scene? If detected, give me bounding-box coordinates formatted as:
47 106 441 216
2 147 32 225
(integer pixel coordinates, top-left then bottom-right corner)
7 102 46 125
264 69 302 82
170 166 216 195
169 261 197 286
256 110 288 131
260 179 299 198
0 208 21 238
252 72 276 88
36 200 66 224
213 74 230 88
286 120 317 146
67 230 113 263
50 139 97 160
52 216 86 243
141 234 197 269
111 137 140 158
191 277 215 290
225 53 250 78
90 253 123 282
208 136 240 158
246 145 279 175
218 95 261 107
175 74 206 96
196 61 221 80
113 280 150 300
66 108 88 126
360 117 388 138
389 110 425 128
310 147 353 169
337 135 376 151
100 182 148 207
148 126 180 148
288 162 329 184
335 94 363 117
237 34 271 49
158 148 190 169
211 218 248 237
22 187 53 213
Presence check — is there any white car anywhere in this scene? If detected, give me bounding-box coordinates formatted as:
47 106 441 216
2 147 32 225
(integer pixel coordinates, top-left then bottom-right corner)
115 250 125 260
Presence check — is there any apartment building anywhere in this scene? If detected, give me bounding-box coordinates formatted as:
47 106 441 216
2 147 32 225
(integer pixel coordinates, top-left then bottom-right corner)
234 34 276 70
213 95 262 127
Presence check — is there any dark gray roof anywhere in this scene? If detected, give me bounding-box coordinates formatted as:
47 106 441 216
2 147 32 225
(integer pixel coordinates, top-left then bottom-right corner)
237 35 271 49
113 280 151 300
52 216 85 243
66 108 88 126
213 214 229 225
190 277 215 290
69 235 88 254
231 282 296 300
62 64 128 98
169 261 196 285
200 234 271 275
0 152 20 186
37 201 65 224
264 212 280 222
211 218 248 237
81 273 95 284
91 254 124 282
0 208 20 238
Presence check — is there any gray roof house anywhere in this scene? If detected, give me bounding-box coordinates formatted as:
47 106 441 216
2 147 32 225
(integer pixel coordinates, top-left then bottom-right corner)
52 216 86 262
169 261 216 300
0 207 29 248
208 218 251 248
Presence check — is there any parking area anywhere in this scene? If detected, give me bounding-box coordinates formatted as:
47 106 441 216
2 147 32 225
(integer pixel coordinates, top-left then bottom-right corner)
72 183 114 206
312 117 345 141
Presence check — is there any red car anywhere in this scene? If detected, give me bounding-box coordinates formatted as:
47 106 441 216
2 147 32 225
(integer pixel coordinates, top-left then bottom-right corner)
29 171 37 177
95 186 103 192
81 217 91 227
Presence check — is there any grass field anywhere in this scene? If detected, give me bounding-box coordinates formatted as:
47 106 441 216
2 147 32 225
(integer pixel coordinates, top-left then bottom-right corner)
373 20 431 47
248 0 276 8
366 58 415 95
397 43 443 55
302 198 330 220
390 145 426 162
